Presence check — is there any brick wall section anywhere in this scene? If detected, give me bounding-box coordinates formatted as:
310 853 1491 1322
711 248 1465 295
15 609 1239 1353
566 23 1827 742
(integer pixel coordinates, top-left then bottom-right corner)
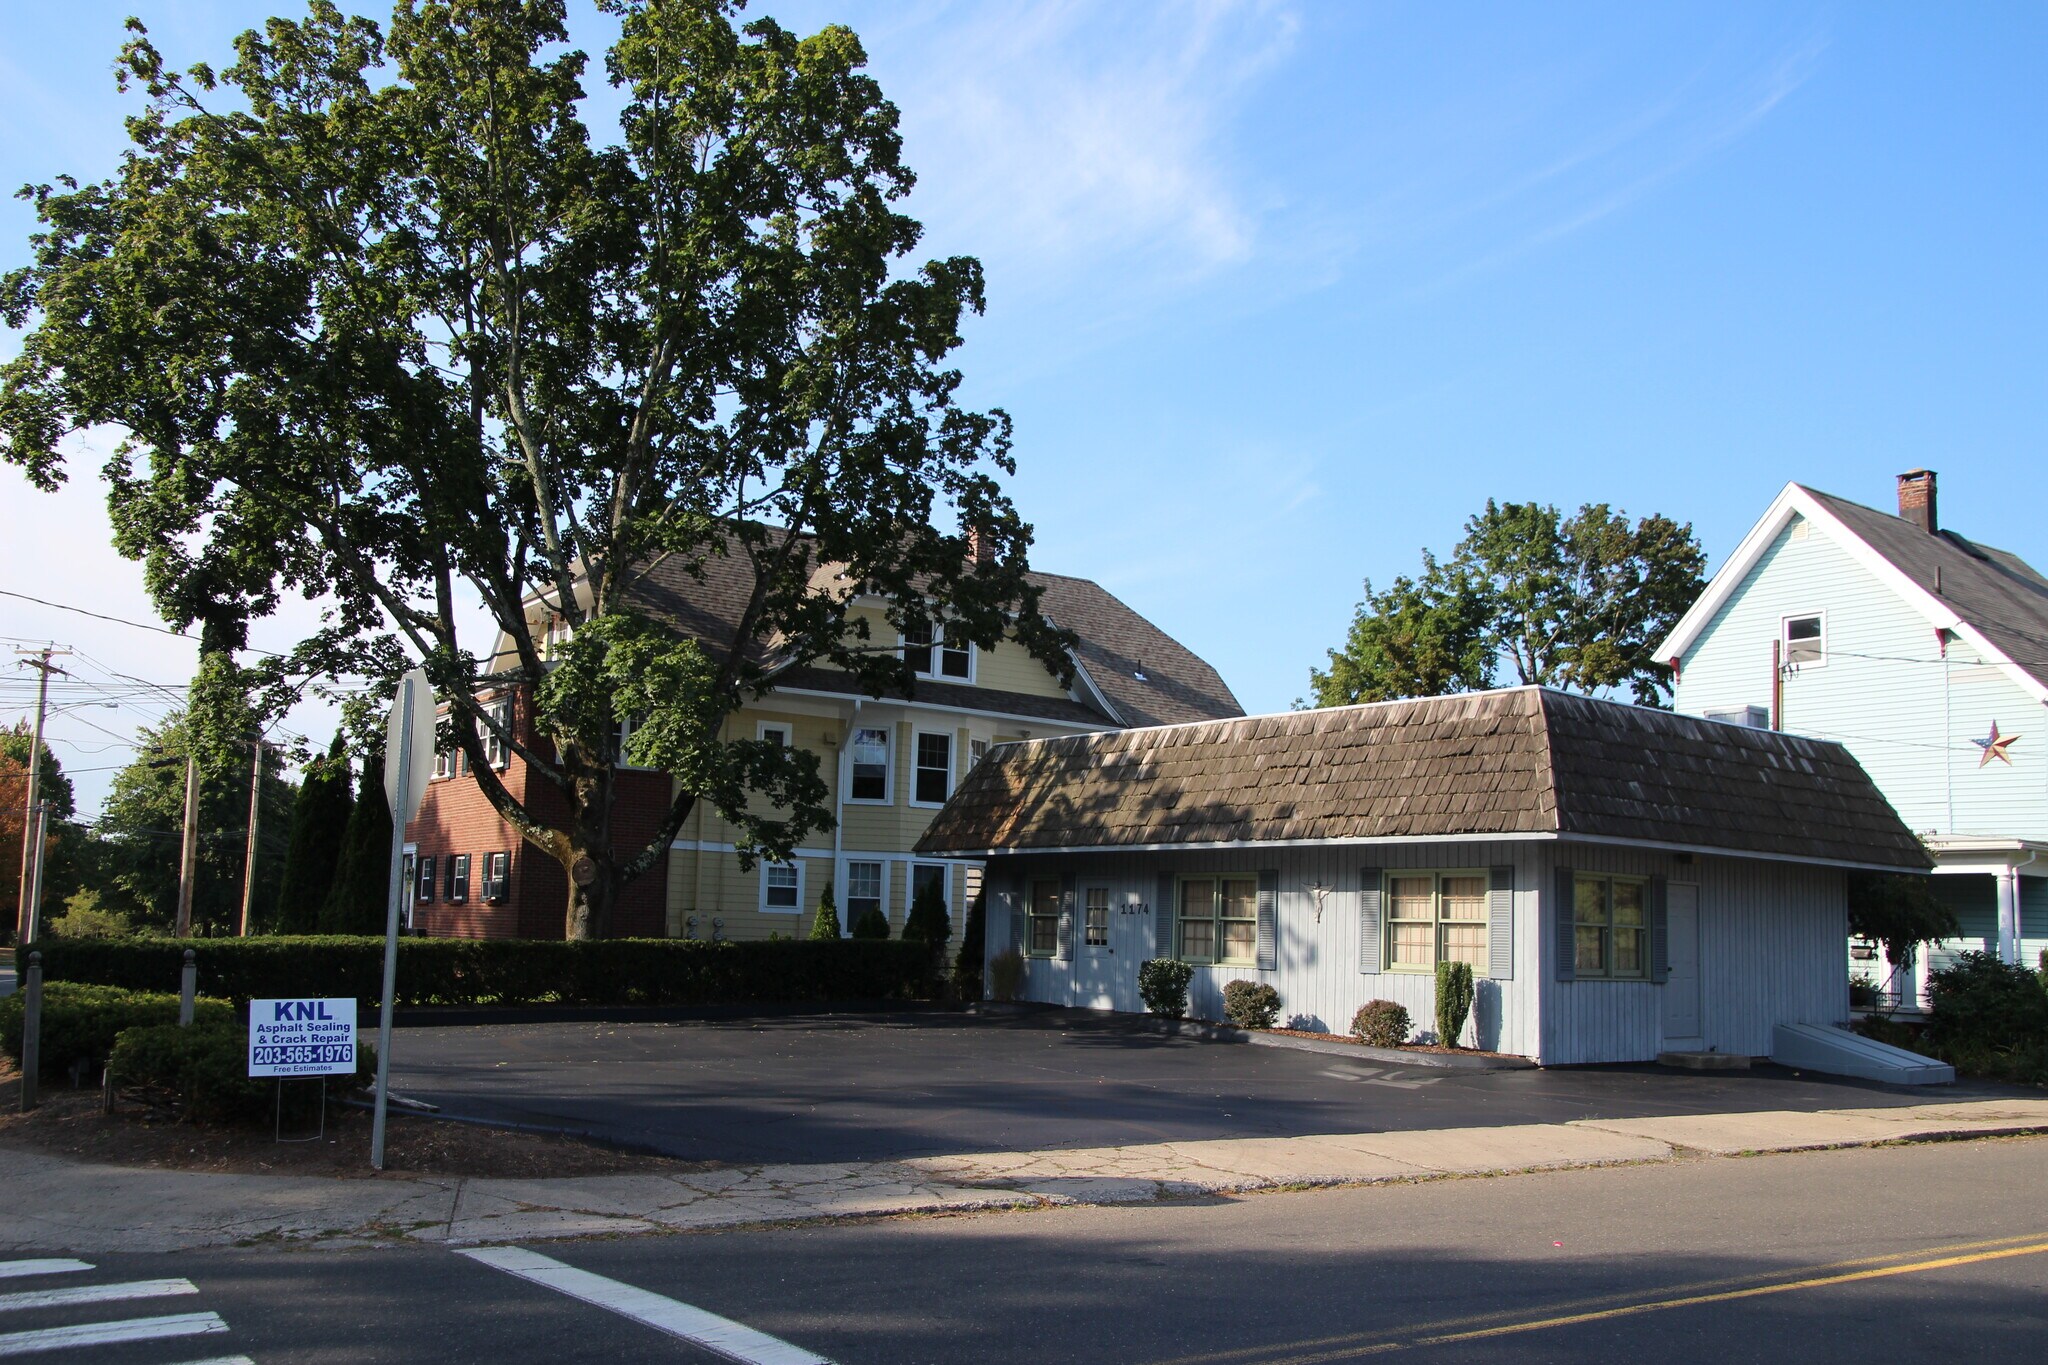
405 687 670 940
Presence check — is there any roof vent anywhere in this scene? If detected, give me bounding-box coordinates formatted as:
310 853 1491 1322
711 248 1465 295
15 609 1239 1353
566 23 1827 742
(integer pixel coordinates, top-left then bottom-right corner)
1133 669 1148 682
1896 469 1937 534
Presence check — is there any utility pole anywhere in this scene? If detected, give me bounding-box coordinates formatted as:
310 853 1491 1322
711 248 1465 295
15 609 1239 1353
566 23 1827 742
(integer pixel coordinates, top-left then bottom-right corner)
175 754 201 938
238 735 264 936
13 645 71 944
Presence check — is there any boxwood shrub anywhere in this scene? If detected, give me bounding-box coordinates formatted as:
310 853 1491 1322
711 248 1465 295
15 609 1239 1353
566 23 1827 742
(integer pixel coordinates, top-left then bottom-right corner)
1222 980 1282 1029
1138 959 1194 1018
108 1021 374 1126
0 983 234 1082
29 936 937 1010
1351 999 1410 1048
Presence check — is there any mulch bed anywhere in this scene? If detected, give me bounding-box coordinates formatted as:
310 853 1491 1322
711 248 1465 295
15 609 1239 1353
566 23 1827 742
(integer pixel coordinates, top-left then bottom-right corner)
1261 1027 1525 1060
0 1064 713 1180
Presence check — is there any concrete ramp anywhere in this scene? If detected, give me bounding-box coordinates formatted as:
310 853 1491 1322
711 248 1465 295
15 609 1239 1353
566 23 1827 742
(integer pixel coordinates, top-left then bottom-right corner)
1772 1023 1954 1085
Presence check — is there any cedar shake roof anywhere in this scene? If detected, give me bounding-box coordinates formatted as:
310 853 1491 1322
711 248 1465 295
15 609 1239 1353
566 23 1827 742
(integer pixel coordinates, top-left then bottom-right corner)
1799 486 2048 693
615 533 1241 728
915 687 1928 870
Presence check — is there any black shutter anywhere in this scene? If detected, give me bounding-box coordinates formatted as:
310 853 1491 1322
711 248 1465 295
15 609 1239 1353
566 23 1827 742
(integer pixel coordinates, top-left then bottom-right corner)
1256 870 1279 972
1488 865 1514 980
1358 868 1383 974
1649 875 1670 984
1554 865 1577 982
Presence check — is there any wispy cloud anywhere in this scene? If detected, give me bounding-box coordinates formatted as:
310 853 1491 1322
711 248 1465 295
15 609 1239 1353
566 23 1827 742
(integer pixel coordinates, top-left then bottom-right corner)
878 1 1300 289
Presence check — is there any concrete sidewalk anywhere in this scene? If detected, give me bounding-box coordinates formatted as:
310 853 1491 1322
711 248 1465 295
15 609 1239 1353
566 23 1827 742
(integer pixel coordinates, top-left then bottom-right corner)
5 1097 2045 1255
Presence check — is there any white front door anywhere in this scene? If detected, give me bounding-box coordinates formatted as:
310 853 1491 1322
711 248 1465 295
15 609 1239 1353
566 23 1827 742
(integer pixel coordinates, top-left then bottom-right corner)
1661 883 1703 1048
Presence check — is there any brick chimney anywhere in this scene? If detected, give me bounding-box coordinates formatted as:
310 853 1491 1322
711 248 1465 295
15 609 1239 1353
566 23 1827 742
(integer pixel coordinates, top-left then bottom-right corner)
965 522 994 566
1896 469 1937 534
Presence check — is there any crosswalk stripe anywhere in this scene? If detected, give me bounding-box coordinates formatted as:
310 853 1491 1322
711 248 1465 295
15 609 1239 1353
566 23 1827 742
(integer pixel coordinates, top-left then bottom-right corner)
0 1311 228 1357
0 1279 199 1314
161 1358 256 1365
458 1246 832 1365
0 1265 90 1282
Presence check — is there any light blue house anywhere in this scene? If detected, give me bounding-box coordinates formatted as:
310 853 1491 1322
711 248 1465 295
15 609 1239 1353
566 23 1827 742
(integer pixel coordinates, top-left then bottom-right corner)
1658 471 2047 1005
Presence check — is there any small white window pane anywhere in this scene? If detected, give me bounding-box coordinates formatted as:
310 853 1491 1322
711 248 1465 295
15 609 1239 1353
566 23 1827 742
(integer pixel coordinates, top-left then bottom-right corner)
766 863 799 909
1612 880 1646 926
851 727 889 800
1784 615 1823 665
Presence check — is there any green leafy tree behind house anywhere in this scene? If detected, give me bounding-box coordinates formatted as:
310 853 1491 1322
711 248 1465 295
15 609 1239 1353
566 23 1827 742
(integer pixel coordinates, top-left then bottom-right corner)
0 0 1072 940
1309 500 1708 708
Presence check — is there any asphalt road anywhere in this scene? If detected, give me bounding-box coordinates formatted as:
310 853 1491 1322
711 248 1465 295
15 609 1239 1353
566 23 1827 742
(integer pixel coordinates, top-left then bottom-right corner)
17 1135 2046 1363
386 1009 2014 1163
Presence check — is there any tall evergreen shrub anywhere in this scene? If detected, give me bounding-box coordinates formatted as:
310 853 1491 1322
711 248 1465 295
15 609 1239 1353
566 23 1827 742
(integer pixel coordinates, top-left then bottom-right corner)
274 733 353 933
903 879 951 948
809 884 841 940
322 749 393 934
1435 960 1475 1048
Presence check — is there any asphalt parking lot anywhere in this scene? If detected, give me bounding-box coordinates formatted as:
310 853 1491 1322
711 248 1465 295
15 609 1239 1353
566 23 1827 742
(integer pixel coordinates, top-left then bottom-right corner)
383 1008 2003 1164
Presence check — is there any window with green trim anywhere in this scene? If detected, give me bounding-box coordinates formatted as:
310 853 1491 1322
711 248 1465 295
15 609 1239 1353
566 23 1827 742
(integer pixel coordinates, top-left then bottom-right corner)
1178 876 1257 965
1028 879 1061 957
1384 871 1488 972
1573 874 1647 978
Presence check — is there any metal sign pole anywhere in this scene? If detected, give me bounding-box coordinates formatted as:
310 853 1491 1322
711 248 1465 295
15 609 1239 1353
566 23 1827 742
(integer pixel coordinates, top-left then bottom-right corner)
371 676 414 1171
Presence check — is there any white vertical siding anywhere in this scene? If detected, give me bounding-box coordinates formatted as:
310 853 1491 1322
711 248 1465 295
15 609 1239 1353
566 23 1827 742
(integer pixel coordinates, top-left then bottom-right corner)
988 840 1853 1066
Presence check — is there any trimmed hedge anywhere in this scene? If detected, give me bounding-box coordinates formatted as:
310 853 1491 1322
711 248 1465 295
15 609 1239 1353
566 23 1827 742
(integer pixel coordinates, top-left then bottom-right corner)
29 935 937 1009
109 1021 373 1126
0 983 234 1082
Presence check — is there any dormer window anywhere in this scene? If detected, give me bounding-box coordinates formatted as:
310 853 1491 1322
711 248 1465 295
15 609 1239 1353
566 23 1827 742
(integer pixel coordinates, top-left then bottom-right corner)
904 620 972 681
1782 613 1825 667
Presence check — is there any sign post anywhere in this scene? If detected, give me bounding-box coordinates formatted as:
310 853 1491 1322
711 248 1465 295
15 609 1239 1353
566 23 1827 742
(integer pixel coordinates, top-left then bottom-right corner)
372 666 436 1171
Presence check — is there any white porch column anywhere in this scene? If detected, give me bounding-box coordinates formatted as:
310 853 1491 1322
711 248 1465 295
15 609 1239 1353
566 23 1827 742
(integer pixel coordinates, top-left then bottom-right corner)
1995 865 2021 965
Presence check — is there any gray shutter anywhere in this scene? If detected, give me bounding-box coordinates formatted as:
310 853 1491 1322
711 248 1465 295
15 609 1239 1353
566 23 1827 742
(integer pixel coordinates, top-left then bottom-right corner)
1554 865 1577 982
1358 868 1383 974
1488 865 1514 980
1649 875 1670 984
1056 873 1076 962
1007 876 1026 955
1256 870 1278 972
1155 872 1177 959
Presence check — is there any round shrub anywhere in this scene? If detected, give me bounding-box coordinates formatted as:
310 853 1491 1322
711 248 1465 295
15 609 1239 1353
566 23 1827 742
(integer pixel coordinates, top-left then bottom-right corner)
1927 950 2048 1052
0 983 234 1082
1138 959 1194 1018
1351 999 1410 1048
108 1020 374 1126
849 907 891 940
1222 980 1282 1029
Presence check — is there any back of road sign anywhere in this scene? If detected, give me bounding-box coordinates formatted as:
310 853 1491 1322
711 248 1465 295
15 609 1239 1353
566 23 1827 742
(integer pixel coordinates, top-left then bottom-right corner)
383 667 437 823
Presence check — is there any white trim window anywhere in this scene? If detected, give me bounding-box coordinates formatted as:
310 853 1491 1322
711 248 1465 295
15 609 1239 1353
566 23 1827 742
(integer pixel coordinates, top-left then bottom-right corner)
482 851 510 902
969 738 989 769
758 721 790 748
1385 871 1488 973
1084 885 1110 948
912 731 953 806
483 698 513 769
1178 876 1257 965
904 619 973 682
910 862 949 916
415 855 436 904
613 712 654 769
846 861 885 926
762 861 803 914
1782 612 1826 667
448 853 471 904
1027 878 1061 957
848 727 892 803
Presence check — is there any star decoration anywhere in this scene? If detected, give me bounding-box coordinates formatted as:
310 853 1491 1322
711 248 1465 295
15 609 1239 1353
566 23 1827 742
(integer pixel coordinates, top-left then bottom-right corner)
1974 722 2020 767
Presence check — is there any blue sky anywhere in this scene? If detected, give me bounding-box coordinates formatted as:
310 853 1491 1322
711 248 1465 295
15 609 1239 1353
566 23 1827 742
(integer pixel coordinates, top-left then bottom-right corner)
3 2 2045 811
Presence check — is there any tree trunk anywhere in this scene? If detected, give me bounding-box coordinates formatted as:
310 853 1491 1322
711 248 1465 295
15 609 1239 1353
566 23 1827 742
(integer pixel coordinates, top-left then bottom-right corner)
559 751 618 941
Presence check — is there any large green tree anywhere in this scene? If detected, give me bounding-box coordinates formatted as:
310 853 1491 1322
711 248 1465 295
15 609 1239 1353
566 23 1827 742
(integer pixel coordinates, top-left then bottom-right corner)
95 711 295 935
1 1 1070 939
1309 500 1707 709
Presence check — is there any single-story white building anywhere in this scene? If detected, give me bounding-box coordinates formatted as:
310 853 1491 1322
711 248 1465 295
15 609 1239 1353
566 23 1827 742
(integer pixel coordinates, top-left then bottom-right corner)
915 688 1930 1065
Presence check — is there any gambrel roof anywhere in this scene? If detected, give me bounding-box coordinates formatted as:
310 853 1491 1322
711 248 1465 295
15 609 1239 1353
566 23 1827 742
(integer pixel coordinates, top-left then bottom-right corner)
915 687 1928 871
1656 482 2048 705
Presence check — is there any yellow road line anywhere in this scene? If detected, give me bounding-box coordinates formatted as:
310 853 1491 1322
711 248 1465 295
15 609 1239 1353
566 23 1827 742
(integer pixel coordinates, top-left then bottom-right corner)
1147 1231 2048 1365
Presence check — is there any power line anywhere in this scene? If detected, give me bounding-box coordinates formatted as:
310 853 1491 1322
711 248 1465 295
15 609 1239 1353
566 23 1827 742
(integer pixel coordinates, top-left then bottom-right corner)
0 588 293 659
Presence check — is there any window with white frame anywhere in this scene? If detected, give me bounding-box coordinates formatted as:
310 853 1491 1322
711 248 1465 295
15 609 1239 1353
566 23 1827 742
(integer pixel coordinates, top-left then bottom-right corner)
1178 876 1257 965
969 738 989 768
849 727 891 802
847 861 884 925
904 619 972 681
913 732 952 805
1027 878 1061 956
1782 613 1825 667
612 712 652 769
416 855 436 903
448 854 471 904
483 698 513 769
911 863 948 918
1384 871 1488 972
1084 886 1110 947
482 851 510 902
1573 874 1647 979
758 722 789 748
763 861 801 913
